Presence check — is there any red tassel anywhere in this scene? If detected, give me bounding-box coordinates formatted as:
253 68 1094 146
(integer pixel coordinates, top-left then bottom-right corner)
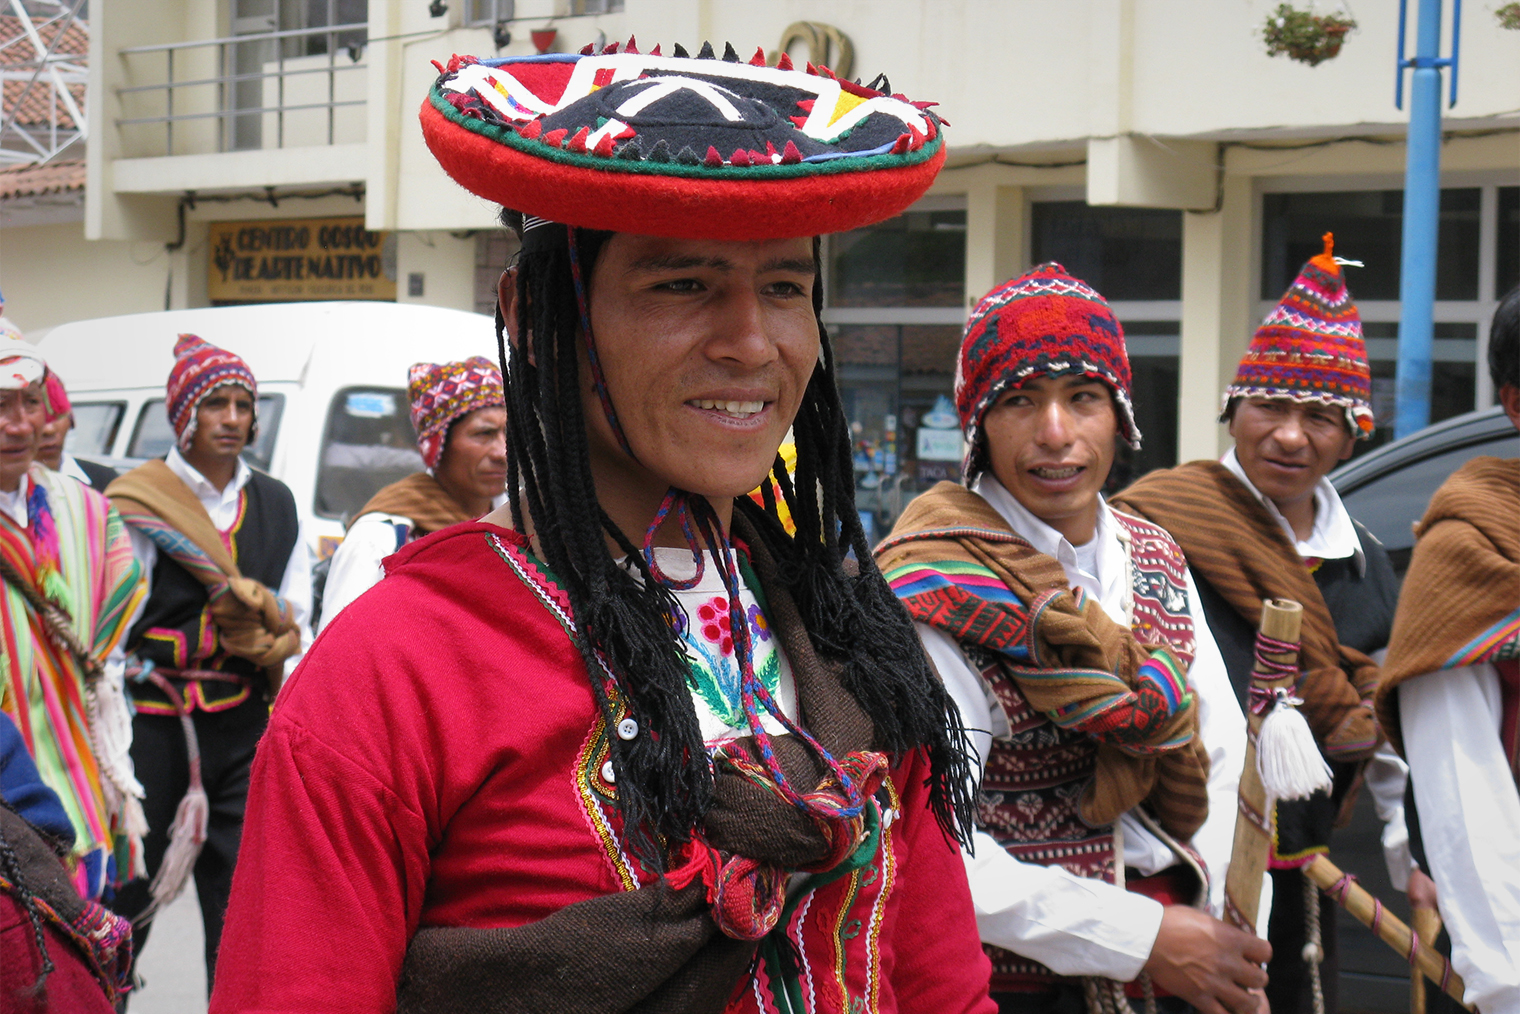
519 119 543 140
765 140 777 158
750 149 768 164
776 53 793 71
750 47 766 66
730 148 750 166
650 43 661 56
431 59 445 73
890 133 911 154
625 36 638 54
789 115 809 129
593 133 615 157
580 43 594 55
780 140 802 164
567 126 590 152
805 61 817 75
603 41 619 55
543 127 569 148
704 145 724 167
797 98 815 112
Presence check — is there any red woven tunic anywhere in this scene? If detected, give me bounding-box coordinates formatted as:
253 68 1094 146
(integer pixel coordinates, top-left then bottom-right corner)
209 523 993 1014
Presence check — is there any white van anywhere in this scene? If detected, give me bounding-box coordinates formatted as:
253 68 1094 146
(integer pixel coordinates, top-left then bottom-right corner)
36 301 500 562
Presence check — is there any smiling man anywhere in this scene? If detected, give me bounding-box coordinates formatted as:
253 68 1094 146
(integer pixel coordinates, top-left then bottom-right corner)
319 356 507 630
878 265 1267 1014
1114 236 1400 1014
211 42 991 1014
105 334 310 992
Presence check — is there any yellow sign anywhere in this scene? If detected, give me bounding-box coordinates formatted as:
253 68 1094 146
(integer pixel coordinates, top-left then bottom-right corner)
208 217 397 302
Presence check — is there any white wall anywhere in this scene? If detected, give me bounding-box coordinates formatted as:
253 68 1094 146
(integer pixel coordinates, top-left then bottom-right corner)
0 218 172 334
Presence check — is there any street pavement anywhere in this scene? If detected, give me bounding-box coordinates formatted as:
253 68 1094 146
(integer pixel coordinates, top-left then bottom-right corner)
130 882 207 1013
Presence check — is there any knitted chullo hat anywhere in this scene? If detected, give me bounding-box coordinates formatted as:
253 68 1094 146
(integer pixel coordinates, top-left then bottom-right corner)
43 369 71 422
954 262 1140 483
407 355 506 470
1224 232 1374 438
420 39 945 239
165 334 257 451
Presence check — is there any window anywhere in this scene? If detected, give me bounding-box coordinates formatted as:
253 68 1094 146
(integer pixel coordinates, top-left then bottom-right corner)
465 0 514 26
64 402 125 457
1031 201 1184 483
566 0 622 13
1260 189 1481 301
128 395 284 471
314 387 424 520
1030 202 1181 301
1357 322 1478 455
823 199 967 540
1499 187 1519 298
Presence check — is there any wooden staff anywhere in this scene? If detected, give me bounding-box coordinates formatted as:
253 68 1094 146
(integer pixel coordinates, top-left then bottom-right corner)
1411 906 1444 1014
1304 855 1471 1009
1224 598 1303 933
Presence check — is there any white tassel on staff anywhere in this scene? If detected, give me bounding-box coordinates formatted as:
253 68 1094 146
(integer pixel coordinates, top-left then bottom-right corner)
1255 686 1333 802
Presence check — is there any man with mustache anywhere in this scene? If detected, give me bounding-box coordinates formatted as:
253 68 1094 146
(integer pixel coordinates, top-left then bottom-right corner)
211 40 993 1013
1113 236 1404 1014
878 264 1267 1014
319 356 507 630
106 334 310 991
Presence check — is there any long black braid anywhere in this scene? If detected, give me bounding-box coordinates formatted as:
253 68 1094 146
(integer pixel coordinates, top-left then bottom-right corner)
0 798 56 995
495 209 976 869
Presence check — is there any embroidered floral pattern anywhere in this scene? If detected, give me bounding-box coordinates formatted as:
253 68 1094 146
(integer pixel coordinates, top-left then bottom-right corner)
681 593 782 730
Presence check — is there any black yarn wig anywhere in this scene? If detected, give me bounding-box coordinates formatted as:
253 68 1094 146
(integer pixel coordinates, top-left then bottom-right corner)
495 208 975 868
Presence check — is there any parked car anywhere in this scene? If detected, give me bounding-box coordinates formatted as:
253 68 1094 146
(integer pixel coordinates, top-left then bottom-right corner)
1329 405 1517 1014
36 301 500 562
1332 406 1520 577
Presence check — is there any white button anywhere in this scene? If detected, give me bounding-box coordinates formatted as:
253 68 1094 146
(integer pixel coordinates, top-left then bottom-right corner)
600 760 616 783
616 718 639 740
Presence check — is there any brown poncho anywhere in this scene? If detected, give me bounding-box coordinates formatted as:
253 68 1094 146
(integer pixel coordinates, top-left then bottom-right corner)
349 471 476 534
1375 455 1520 756
1112 461 1380 760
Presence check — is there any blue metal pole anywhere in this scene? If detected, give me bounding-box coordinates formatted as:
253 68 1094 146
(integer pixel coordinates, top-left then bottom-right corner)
1395 0 1444 438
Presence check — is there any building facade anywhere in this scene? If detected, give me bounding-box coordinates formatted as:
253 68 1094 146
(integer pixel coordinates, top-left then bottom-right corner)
0 0 1516 535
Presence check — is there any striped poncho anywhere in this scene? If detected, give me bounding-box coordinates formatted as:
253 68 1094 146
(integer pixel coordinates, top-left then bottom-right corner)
0 465 147 897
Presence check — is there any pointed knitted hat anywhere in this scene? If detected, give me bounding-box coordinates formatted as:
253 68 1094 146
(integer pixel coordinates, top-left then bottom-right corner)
419 39 945 239
165 334 258 451
954 262 1140 482
1224 233 1374 438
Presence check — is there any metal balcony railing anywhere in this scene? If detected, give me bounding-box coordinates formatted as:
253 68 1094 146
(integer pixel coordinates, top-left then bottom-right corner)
116 20 367 157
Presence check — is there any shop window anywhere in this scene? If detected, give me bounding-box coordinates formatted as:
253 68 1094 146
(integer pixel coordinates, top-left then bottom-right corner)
828 209 966 308
1499 187 1519 298
1354 322 1478 458
1030 202 1182 301
1260 189 1481 301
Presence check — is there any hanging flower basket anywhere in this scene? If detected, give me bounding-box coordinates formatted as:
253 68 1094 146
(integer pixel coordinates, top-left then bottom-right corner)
1263 4 1357 66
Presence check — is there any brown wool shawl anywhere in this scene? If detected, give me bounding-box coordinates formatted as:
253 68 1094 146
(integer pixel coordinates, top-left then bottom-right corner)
1112 461 1380 760
1376 456 1520 756
394 515 879 1014
877 482 1209 840
348 472 475 535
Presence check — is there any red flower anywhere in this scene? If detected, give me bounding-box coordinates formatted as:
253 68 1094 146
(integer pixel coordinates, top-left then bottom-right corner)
697 597 734 655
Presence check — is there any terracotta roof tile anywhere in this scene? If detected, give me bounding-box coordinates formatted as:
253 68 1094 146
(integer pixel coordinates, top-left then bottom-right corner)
1 14 87 129
0 159 85 199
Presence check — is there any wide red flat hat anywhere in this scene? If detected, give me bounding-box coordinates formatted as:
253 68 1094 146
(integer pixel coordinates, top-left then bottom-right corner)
421 40 946 240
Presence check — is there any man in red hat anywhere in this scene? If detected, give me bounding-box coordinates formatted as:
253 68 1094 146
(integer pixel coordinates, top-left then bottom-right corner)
213 41 992 1013
878 264 1269 1014
33 369 120 493
107 334 309 991
319 356 506 630
1114 236 1407 1014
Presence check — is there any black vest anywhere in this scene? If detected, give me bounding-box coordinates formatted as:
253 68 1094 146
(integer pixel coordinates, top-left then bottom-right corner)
1192 518 1400 854
128 466 299 704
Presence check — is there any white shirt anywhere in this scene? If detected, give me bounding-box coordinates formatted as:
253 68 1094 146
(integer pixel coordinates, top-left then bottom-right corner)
1400 665 1520 1013
916 476 1247 981
125 447 312 678
0 472 29 527
319 487 509 633
59 453 94 488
